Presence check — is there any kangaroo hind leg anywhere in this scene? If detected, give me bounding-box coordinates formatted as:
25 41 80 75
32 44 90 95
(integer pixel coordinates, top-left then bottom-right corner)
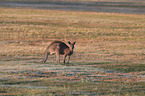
55 50 60 64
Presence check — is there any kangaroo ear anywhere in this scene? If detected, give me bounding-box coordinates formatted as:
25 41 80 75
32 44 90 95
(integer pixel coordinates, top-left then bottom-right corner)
73 41 76 45
68 41 71 45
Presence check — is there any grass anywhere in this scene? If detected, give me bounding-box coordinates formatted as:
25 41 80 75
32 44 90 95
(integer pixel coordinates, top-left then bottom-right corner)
83 62 145 73
0 1 145 95
0 8 144 57
1 79 145 95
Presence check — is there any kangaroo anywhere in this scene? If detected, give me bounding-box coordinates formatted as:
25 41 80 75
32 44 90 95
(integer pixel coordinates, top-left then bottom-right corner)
42 41 76 63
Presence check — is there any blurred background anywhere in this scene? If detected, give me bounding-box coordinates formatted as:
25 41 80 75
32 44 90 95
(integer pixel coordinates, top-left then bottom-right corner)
0 0 145 14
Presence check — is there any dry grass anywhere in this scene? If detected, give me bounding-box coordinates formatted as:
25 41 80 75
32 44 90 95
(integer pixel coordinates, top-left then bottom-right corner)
0 8 145 63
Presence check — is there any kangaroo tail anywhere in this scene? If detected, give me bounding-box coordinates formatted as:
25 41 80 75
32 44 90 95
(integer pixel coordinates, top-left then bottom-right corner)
42 51 50 63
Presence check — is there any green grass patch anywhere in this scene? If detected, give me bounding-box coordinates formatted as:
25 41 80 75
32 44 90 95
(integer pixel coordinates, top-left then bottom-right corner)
1 80 145 95
89 62 145 73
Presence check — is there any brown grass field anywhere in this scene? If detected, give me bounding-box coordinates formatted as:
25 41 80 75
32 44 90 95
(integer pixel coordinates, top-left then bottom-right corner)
0 0 145 95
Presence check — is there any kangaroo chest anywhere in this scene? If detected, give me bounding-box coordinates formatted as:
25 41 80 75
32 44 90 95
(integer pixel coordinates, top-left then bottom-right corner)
60 49 73 56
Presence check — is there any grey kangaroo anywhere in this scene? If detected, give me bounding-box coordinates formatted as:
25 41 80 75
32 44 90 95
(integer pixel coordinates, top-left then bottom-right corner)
42 41 76 63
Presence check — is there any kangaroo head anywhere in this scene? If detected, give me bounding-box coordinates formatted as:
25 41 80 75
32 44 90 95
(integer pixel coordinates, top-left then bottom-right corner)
68 41 76 51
